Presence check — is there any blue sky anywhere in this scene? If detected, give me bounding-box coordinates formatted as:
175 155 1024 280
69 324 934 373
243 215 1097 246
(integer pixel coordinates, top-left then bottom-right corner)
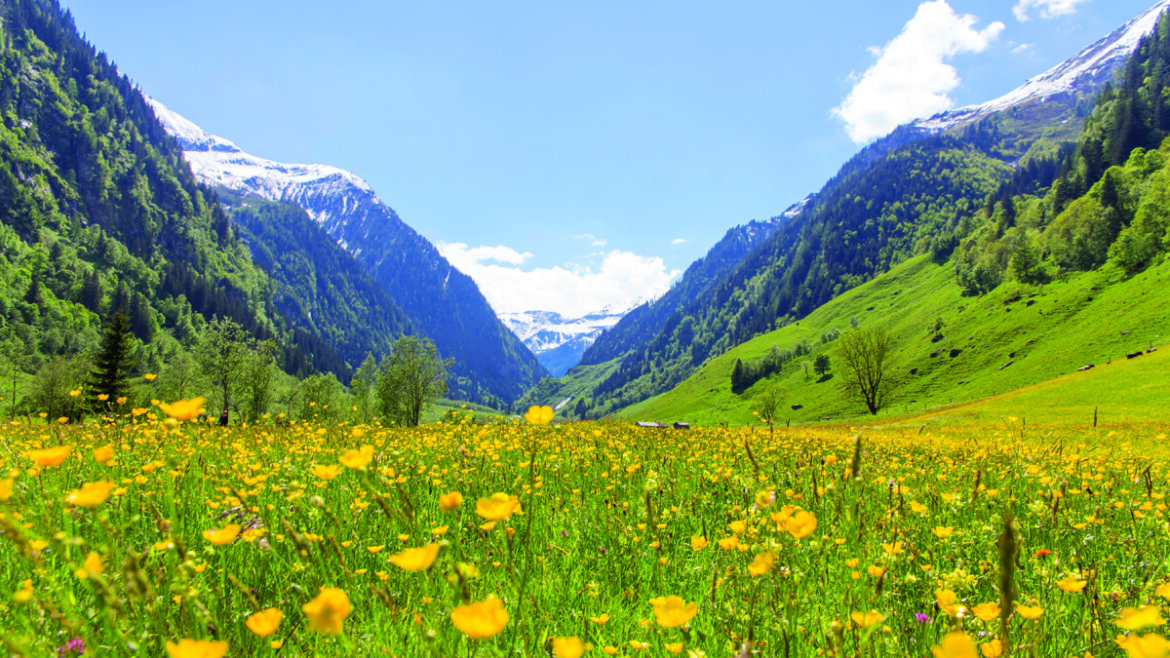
64 0 1161 316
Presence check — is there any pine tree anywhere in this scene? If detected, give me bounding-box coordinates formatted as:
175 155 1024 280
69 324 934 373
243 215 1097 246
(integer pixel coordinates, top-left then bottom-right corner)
109 280 130 316
730 358 746 394
23 277 41 305
80 270 103 312
129 292 154 342
88 313 135 409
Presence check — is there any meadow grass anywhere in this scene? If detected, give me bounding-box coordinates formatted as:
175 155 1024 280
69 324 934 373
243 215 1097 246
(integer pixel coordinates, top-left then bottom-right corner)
626 254 1170 427
2 405 1170 656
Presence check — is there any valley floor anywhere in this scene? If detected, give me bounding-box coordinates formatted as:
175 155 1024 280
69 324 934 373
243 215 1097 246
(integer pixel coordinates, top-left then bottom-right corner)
2 406 1168 655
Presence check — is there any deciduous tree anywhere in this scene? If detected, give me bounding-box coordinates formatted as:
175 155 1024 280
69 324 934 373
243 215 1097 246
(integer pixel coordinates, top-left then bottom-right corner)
837 325 897 415
376 336 451 427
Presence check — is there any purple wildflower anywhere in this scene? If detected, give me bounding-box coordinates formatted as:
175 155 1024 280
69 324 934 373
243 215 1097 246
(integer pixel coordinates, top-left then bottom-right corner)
57 637 85 656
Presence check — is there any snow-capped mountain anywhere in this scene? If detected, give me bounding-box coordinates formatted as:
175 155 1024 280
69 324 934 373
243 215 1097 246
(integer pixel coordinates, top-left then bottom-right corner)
149 99 547 402
915 0 1170 132
501 300 643 376
150 99 387 255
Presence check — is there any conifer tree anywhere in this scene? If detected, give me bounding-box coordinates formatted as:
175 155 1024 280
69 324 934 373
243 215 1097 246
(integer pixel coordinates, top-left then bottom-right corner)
80 270 103 312
88 313 135 409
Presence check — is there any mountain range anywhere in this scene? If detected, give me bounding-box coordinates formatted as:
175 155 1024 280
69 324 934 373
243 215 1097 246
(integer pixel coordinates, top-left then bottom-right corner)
3 0 1170 426
147 100 546 404
500 300 642 377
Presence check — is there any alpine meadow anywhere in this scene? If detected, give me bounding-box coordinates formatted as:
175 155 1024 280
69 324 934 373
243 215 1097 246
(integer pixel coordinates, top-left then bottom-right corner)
3 0 1170 656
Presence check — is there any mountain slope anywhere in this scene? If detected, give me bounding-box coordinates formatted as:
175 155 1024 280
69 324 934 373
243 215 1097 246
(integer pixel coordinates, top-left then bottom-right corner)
0 0 324 380
634 3 1170 426
576 1 1169 418
219 191 415 371
915 0 1170 134
579 217 785 369
626 252 1170 426
149 101 547 404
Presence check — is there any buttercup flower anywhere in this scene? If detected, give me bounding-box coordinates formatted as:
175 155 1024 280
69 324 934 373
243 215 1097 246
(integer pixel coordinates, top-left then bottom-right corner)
786 510 818 539
932 632 977 658
451 595 509 638
158 397 205 421
26 446 71 467
850 610 885 628
339 445 374 470
748 551 775 576
552 636 586 658
1117 606 1165 630
303 587 352 635
311 464 343 480
246 608 284 637
65 481 116 507
440 491 464 511
649 596 699 628
525 405 554 424
202 524 241 546
164 639 229 658
389 544 440 571
476 493 521 520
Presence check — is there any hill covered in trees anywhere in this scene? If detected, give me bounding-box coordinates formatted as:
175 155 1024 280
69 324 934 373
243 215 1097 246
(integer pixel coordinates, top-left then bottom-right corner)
615 7 1170 425
543 5 1170 420
0 0 410 416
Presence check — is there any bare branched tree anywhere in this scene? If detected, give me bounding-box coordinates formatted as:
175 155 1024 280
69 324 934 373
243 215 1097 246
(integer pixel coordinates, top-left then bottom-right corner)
837 325 896 415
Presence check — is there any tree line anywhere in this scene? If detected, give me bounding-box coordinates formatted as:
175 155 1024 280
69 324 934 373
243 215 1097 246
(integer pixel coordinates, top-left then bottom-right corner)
5 307 452 427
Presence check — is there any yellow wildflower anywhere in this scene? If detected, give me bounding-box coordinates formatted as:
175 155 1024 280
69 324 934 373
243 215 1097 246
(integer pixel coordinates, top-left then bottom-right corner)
649 596 699 628
164 639 229 658
851 610 885 628
389 544 440 571
525 405 554 424
440 491 464 511
303 587 351 635
246 608 284 637
66 481 116 507
748 551 775 576
158 398 205 421
932 632 977 658
202 524 241 546
1117 606 1165 631
553 636 587 658
451 595 509 638
476 492 521 520
339 445 374 470
25 446 71 467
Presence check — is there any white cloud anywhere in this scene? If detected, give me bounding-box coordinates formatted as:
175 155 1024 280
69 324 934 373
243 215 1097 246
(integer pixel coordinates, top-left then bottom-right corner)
438 243 681 317
575 233 608 247
831 0 1005 144
671 238 686 246
1013 0 1090 22
1012 42 1034 54
443 243 532 266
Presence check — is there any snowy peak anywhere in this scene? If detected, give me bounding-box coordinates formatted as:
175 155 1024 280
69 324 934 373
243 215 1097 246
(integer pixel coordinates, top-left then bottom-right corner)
501 306 629 349
915 0 1170 132
148 97 241 153
147 98 374 204
501 305 636 376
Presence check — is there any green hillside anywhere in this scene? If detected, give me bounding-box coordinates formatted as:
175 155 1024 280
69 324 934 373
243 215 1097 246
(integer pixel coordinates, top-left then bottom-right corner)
515 359 621 418
625 251 1170 426
904 344 1170 428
